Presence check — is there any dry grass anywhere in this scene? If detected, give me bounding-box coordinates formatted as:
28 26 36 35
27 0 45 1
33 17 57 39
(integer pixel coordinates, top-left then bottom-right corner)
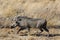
0 0 60 40
0 0 60 26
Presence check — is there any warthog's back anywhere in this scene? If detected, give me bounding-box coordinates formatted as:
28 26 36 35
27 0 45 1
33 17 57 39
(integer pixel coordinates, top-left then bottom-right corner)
27 18 46 28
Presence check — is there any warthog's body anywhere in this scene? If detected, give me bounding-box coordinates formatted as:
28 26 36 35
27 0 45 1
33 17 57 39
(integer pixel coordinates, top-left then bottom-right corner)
14 16 49 33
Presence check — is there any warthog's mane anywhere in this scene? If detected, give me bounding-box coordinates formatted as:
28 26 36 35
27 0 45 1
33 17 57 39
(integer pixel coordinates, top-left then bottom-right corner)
17 16 45 21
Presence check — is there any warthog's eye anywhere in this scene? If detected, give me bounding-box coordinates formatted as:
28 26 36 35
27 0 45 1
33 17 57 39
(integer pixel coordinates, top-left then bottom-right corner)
19 19 22 21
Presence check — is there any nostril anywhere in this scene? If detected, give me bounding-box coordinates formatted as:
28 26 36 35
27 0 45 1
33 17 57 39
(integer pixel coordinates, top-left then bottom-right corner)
16 21 18 23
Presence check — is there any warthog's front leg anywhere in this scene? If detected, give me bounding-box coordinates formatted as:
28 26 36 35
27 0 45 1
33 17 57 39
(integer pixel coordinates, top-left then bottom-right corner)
27 25 31 36
17 26 26 34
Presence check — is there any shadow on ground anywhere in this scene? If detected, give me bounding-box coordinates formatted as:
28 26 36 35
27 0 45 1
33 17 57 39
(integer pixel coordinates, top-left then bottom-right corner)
19 25 60 37
18 33 60 37
31 25 60 37
35 34 60 37
48 25 60 29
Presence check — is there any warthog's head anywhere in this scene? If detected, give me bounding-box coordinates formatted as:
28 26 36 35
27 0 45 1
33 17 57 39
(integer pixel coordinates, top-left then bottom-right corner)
16 16 28 21
11 16 28 28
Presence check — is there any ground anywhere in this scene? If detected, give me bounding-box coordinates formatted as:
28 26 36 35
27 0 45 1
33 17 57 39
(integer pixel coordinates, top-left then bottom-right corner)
0 26 60 40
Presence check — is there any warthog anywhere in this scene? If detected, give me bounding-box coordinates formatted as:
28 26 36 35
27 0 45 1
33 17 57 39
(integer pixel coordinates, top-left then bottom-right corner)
13 16 49 34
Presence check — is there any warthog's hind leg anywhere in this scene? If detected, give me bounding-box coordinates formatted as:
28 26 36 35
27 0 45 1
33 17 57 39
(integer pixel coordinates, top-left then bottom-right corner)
39 28 43 33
